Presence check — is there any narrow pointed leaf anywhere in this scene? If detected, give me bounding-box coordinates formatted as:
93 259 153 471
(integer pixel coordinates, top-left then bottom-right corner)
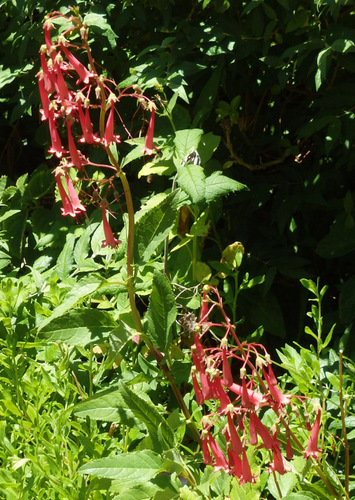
205 171 247 204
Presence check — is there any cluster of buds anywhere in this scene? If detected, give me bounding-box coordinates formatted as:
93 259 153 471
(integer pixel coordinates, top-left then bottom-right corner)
37 11 158 247
190 286 322 484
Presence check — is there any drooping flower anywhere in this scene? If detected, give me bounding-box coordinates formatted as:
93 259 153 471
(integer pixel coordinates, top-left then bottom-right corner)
77 101 100 144
240 447 255 485
61 45 94 84
191 369 204 405
66 121 82 169
249 411 274 450
304 410 322 459
103 102 121 147
141 108 159 155
37 73 50 121
222 343 233 387
227 412 242 455
55 173 85 217
268 445 291 475
40 52 55 93
262 364 291 406
102 204 120 248
286 435 293 460
207 431 229 472
48 109 63 157
229 382 266 411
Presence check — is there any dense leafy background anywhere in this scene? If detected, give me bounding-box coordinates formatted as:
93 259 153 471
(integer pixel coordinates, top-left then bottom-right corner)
0 0 354 497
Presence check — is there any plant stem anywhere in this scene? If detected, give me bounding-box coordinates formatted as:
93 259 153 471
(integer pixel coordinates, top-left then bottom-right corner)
339 350 350 499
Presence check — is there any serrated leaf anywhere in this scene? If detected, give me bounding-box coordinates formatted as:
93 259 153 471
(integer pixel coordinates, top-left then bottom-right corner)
74 387 146 427
37 279 102 331
38 309 117 346
146 271 177 355
78 450 163 484
118 382 174 451
56 234 76 280
174 129 203 160
205 171 247 204
134 190 180 263
177 164 205 204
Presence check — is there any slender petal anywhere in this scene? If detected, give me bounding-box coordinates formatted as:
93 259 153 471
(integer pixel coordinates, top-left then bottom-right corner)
64 175 86 214
37 74 50 121
208 431 229 472
48 109 63 157
222 348 233 387
268 445 290 475
240 447 254 484
55 173 75 217
304 410 322 459
61 46 93 84
66 121 82 169
191 372 204 405
103 103 121 147
141 108 158 155
227 413 242 455
102 205 120 248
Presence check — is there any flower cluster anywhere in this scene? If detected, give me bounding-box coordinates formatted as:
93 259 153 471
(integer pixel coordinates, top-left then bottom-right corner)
38 12 158 247
191 287 322 484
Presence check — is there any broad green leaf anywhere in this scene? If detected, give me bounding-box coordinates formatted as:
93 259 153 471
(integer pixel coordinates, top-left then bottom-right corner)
118 382 174 451
177 164 205 204
83 13 117 48
38 309 117 346
37 279 102 331
283 494 320 500
56 234 76 280
134 190 180 263
146 271 177 355
205 171 247 204
78 450 163 484
74 223 100 268
174 129 203 160
74 387 145 427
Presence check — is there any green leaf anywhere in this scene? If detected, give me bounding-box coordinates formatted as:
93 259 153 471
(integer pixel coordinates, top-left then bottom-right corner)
118 382 174 451
177 164 205 204
37 279 102 331
205 171 247 204
339 276 355 323
146 271 177 355
83 13 117 48
174 129 203 161
134 190 180 263
56 234 76 280
78 450 163 484
74 387 146 427
38 309 117 346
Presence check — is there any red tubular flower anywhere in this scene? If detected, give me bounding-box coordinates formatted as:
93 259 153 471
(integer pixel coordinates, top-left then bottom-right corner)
191 371 204 405
64 174 85 215
262 364 291 406
240 447 254 485
199 370 212 401
286 435 293 460
40 52 55 93
77 102 99 144
222 348 233 387
103 102 121 147
44 20 54 53
249 411 258 446
202 433 212 465
54 63 69 101
141 108 159 155
242 376 252 409
268 445 290 475
48 109 63 157
193 334 205 359
249 412 274 450
229 383 266 411
200 291 209 322
55 173 85 217
102 204 120 248
66 121 82 169
37 74 50 121
61 45 94 84
227 413 242 455
214 377 231 412
207 431 229 472
304 410 322 459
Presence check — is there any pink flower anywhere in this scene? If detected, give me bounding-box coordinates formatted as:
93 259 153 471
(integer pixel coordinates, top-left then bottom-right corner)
102 204 120 248
199 369 212 401
55 173 85 217
61 46 94 84
286 435 293 460
48 109 63 157
40 53 55 93
66 121 82 169
141 108 159 155
304 410 322 459
53 63 69 101
202 433 212 465
103 103 121 147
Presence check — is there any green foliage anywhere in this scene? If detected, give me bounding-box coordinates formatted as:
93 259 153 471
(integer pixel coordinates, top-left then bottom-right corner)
1 0 355 498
